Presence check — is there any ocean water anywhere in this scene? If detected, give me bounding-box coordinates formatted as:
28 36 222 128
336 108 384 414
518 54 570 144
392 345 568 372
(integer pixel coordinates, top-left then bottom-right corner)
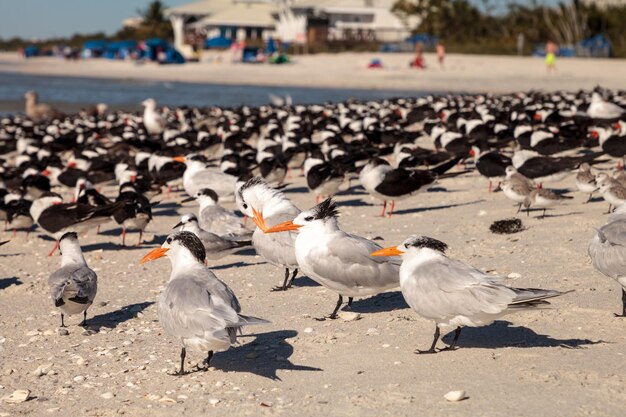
0 72 426 114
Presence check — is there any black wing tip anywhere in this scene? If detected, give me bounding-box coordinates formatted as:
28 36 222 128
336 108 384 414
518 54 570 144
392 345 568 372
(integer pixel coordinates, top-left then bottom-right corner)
68 295 90 304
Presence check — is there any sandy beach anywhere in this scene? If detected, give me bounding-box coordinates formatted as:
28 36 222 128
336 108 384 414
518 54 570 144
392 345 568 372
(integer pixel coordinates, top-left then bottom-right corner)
0 51 625 93
0 168 624 416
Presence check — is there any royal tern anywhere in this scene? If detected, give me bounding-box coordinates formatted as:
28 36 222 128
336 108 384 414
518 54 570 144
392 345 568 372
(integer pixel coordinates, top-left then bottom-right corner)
140 231 268 375
372 235 568 353
237 177 301 291
177 154 237 201
48 232 97 327
173 214 251 259
182 188 251 240
264 198 400 318
588 205 626 316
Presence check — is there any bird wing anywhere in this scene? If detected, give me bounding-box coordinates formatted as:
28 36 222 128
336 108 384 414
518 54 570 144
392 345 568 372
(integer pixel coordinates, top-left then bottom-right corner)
589 220 626 280
200 206 249 236
48 265 97 305
38 204 96 233
406 257 515 321
304 233 400 290
157 273 253 343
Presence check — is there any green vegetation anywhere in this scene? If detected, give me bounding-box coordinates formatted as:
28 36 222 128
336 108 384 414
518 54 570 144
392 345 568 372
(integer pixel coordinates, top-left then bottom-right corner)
393 0 626 57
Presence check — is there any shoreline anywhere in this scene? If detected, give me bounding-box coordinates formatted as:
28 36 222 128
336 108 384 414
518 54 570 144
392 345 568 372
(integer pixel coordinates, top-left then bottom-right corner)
1 51 625 94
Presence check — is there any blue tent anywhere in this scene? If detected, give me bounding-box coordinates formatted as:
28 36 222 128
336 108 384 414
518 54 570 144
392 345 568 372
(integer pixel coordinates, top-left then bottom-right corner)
104 40 138 59
23 45 40 58
406 33 439 49
579 34 612 57
82 40 109 58
205 36 232 49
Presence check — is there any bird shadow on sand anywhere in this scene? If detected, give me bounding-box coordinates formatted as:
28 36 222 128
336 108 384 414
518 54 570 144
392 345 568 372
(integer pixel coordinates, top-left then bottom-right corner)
208 330 322 380
82 242 154 252
391 199 484 216
0 277 22 290
337 198 374 207
211 261 266 270
283 186 309 194
153 208 181 217
523 210 583 219
87 302 155 330
291 276 321 288
442 320 605 349
348 291 409 314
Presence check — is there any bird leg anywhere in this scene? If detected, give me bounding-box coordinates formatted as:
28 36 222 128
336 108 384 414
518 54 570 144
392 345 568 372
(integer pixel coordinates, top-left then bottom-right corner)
315 295 343 320
586 193 593 203
344 297 354 310
12 228 16 237
488 180 492 193
516 203 522 213
416 325 440 354
96 225 101 235
271 268 291 292
201 351 214 370
288 268 298 288
176 347 186 376
380 200 387 217
541 208 546 219
136 230 143 246
438 327 462 351
122 227 126 247
48 240 59 257
81 311 88 327
60 313 66 328
388 200 396 217
607 204 613 214
614 288 626 318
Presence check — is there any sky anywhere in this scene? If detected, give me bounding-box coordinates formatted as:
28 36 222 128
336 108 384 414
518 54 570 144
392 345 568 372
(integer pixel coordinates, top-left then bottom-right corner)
0 0 562 40
0 0 190 40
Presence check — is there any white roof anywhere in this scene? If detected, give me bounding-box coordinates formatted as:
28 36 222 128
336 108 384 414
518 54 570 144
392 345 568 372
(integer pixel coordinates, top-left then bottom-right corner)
197 2 277 28
294 0 397 10
165 0 233 17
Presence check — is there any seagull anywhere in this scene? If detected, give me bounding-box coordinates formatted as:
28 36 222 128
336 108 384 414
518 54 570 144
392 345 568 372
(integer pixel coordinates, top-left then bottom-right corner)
140 231 268 375
24 90 63 121
182 188 251 240
264 198 400 318
372 235 568 353
48 232 97 327
587 92 625 120
142 98 166 136
236 177 300 291
173 214 251 260
588 205 626 316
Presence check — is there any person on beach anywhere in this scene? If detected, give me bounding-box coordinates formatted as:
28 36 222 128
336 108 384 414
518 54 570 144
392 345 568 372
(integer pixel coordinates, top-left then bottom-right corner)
546 41 558 73
436 42 445 68
411 42 426 69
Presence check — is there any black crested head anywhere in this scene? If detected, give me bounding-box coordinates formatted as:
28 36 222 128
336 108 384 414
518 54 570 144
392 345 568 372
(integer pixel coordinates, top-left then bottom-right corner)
404 236 448 253
238 176 265 200
198 188 219 202
313 198 339 220
60 231 78 242
171 231 206 263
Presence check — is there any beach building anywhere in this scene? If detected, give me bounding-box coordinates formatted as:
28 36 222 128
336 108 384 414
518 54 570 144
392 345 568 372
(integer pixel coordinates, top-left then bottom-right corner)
165 0 413 57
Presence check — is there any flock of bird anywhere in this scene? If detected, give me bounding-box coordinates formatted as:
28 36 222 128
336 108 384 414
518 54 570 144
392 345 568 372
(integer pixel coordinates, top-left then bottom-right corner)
1 87 625 374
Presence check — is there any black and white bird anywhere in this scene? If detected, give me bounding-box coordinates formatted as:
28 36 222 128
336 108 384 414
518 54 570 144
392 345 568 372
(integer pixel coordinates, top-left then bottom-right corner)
30 192 125 255
48 232 98 327
113 187 156 246
140 231 268 375
182 188 251 240
372 235 568 353
470 146 512 192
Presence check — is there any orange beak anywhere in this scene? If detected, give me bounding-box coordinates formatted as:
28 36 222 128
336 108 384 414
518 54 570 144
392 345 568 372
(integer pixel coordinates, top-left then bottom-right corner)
264 220 302 234
533 113 542 121
371 246 403 257
173 156 186 163
590 131 599 139
140 247 169 264
41 169 50 176
251 208 268 232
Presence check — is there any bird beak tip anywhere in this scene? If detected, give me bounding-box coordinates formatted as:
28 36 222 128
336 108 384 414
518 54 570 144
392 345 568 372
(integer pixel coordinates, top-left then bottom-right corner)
140 247 168 264
263 220 301 234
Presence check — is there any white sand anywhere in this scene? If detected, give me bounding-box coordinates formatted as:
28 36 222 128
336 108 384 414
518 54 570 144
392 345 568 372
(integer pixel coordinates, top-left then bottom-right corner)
0 170 624 416
0 51 625 93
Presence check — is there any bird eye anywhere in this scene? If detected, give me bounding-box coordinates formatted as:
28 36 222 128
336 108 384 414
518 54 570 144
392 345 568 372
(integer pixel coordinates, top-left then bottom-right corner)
304 216 313 221
404 243 409 248
242 203 248 209
166 238 172 244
